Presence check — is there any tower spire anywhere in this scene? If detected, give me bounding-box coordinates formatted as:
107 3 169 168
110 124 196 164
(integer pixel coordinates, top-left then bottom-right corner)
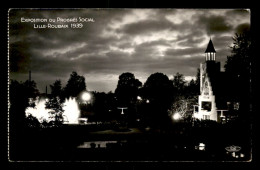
205 39 216 61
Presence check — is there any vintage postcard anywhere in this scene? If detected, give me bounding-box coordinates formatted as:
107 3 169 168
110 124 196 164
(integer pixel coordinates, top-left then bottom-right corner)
8 8 252 162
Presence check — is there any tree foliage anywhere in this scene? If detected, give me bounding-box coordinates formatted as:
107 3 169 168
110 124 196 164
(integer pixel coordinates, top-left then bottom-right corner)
168 96 198 121
142 72 174 103
141 73 174 127
115 72 142 106
225 32 251 78
64 71 86 98
50 80 62 97
23 80 40 98
168 71 200 122
224 31 251 112
10 79 40 133
91 92 117 121
172 72 187 98
172 72 186 90
45 97 64 127
10 79 39 113
185 79 199 97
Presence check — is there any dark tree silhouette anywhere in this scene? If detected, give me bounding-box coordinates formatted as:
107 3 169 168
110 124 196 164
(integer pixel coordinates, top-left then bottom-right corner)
23 80 40 98
45 97 64 127
115 72 142 106
9 79 40 159
172 72 187 98
186 79 199 97
195 68 200 91
10 80 30 127
91 92 115 121
10 79 39 122
141 72 174 128
172 72 186 89
63 71 87 98
115 72 142 124
225 33 251 77
169 72 199 122
50 80 62 97
224 31 252 115
143 72 174 105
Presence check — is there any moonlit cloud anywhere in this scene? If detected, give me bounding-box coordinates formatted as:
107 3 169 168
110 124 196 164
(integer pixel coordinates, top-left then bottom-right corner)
9 9 250 93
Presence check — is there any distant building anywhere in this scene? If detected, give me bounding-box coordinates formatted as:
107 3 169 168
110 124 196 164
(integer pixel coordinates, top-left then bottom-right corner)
193 39 238 122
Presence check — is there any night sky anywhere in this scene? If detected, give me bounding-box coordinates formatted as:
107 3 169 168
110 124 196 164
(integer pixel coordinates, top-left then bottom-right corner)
9 9 250 93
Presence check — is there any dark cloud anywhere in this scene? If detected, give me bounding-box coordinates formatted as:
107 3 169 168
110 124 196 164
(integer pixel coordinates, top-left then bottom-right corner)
9 9 250 93
118 18 174 35
9 41 31 72
235 23 250 34
198 15 232 34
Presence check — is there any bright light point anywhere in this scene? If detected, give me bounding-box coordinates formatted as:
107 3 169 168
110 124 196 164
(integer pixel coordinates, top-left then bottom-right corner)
199 143 205 151
146 100 149 103
137 96 142 100
173 113 181 120
82 92 91 101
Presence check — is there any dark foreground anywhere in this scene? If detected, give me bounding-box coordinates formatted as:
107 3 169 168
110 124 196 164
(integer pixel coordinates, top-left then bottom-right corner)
9 119 252 162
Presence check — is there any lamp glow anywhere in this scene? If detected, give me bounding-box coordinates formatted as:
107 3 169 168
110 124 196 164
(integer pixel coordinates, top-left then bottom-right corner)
173 113 181 120
82 92 91 101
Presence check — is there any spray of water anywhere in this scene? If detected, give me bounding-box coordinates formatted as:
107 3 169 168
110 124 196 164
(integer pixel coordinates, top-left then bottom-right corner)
62 97 80 124
25 98 53 123
25 97 81 124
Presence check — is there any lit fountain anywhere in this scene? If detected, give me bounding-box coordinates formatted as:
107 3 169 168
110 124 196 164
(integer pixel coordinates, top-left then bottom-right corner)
25 98 53 123
25 97 81 124
62 97 80 124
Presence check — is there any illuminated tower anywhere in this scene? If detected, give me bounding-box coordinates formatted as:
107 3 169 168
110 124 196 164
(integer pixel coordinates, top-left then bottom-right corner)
195 39 221 121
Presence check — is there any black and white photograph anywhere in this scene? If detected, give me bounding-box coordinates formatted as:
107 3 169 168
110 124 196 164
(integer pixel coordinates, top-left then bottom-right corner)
8 8 253 162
